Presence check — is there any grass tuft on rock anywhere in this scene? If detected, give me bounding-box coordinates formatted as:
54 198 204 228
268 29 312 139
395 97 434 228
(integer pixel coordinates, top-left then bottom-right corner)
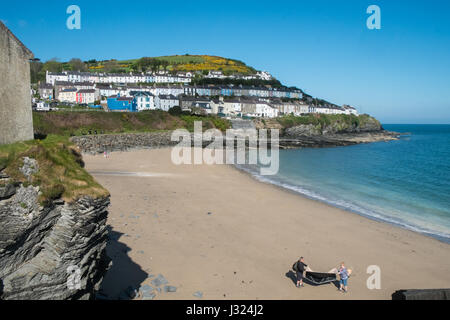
0 135 109 205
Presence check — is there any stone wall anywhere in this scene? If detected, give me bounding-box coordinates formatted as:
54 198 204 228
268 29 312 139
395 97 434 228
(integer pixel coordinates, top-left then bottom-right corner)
71 132 178 154
0 22 34 145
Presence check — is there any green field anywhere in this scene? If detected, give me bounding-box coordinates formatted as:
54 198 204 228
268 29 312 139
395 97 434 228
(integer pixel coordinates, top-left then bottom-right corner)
0 135 109 204
153 55 207 64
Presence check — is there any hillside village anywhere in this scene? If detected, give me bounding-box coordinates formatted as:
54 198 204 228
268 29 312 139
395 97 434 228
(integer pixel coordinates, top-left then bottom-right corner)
33 60 358 118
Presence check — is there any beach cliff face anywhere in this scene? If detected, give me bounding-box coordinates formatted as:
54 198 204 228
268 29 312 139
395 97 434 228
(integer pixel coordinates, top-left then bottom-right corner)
0 184 110 300
275 115 398 148
0 141 110 300
284 116 382 136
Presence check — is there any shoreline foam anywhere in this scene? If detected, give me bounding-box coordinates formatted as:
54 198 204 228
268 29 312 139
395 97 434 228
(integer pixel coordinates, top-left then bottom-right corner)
234 163 450 244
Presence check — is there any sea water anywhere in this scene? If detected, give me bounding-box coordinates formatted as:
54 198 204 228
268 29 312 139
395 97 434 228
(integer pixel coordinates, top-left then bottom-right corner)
237 124 450 243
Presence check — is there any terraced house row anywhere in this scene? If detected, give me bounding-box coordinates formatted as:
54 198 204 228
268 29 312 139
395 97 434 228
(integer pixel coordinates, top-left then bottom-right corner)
104 94 357 118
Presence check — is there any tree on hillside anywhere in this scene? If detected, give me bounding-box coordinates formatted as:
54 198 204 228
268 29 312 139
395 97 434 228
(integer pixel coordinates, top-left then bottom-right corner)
161 60 169 72
150 60 161 73
30 60 44 83
130 62 139 72
168 106 183 116
68 58 87 72
103 60 119 73
29 58 63 84
43 58 63 73
138 57 155 72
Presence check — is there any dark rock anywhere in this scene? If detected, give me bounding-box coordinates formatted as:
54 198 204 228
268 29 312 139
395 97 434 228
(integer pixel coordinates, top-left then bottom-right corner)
151 274 168 287
70 127 399 155
95 292 110 300
142 292 156 300
392 289 450 300
164 285 177 293
0 183 16 200
139 284 154 293
125 286 138 299
19 157 38 181
0 185 110 300
119 291 129 300
70 132 178 154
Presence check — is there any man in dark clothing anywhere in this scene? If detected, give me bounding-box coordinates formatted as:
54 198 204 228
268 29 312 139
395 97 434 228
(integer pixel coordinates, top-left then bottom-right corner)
293 257 307 288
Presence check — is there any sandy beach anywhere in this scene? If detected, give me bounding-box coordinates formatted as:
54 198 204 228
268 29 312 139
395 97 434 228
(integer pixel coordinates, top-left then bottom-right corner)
84 148 450 300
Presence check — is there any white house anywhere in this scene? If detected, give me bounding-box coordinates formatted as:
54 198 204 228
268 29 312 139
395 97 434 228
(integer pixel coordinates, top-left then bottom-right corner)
155 94 179 111
207 70 225 79
46 71 69 85
222 99 242 115
58 88 77 103
36 101 50 111
257 71 273 80
256 103 278 118
343 104 358 115
38 83 53 100
295 103 310 115
133 92 155 111
76 89 96 104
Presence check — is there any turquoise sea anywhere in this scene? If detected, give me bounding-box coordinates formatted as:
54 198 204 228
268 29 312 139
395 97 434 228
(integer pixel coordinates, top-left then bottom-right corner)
237 124 450 243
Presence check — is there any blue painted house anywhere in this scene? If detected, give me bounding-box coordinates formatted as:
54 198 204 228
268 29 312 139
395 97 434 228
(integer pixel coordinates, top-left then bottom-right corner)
196 86 211 96
221 87 233 96
107 94 135 112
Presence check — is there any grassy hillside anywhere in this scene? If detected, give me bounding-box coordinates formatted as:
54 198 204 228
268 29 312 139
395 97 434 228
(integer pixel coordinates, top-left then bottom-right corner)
0 135 108 204
86 55 256 75
33 111 231 137
31 55 258 83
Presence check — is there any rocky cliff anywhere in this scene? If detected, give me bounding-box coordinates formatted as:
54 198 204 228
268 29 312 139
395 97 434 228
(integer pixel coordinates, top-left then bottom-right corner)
282 115 383 137
0 137 110 300
274 114 398 148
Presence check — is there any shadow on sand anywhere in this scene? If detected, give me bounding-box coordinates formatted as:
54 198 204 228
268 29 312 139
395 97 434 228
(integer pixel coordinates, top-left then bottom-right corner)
97 226 148 300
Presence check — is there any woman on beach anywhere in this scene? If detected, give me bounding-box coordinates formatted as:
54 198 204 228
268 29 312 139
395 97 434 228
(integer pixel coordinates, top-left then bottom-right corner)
338 262 349 293
293 257 308 288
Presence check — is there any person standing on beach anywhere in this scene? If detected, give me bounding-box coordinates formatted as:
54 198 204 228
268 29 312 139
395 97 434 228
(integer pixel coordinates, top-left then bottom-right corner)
293 257 307 288
338 262 349 293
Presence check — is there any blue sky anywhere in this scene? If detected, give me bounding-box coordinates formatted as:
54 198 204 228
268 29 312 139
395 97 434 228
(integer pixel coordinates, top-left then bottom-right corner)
1 0 450 123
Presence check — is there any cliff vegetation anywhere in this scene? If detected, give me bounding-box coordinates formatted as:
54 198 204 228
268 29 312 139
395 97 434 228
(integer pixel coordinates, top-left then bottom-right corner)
33 111 232 137
275 114 382 134
0 135 108 205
